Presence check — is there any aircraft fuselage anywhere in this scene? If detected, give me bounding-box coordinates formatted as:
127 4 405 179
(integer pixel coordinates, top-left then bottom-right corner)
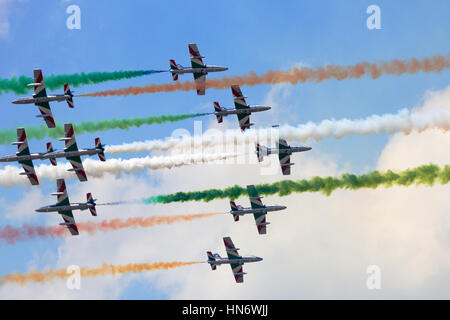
267 146 312 155
36 202 94 213
0 153 46 162
0 148 103 163
230 205 287 216
214 105 271 116
208 256 263 266
46 148 103 159
12 94 71 105
170 65 228 75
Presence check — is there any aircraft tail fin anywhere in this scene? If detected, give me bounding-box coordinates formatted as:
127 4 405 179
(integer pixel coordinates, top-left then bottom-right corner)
86 193 97 216
46 142 57 166
230 201 240 221
255 143 268 162
170 60 179 81
213 101 224 123
95 138 106 161
64 84 75 108
206 251 217 270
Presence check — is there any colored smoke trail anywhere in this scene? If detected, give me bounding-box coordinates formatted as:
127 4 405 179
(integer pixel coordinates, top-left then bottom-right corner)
80 54 450 97
0 153 240 187
142 164 450 204
0 212 221 245
105 107 450 154
0 113 207 145
0 70 165 95
1 261 200 286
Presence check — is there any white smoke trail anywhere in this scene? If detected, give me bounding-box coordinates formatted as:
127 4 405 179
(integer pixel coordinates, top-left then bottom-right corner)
0 152 239 187
104 107 450 154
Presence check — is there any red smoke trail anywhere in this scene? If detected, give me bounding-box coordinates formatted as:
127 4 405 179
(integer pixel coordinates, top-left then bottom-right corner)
0 212 221 245
2 261 201 286
80 54 450 97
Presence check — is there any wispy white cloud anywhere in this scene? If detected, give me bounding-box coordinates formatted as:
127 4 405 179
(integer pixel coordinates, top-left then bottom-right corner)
0 0 12 39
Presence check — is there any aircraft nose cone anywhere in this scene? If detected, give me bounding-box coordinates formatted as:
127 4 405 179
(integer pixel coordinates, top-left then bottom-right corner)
12 100 19 104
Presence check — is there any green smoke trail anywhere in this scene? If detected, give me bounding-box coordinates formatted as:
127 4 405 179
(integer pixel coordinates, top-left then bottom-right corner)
0 113 206 145
142 164 450 204
0 70 164 95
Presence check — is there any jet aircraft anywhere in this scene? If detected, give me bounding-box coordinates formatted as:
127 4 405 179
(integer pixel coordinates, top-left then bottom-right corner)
0 125 105 185
207 237 262 283
36 179 98 236
256 138 311 175
12 69 75 128
169 43 228 95
213 85 271 131
49 123 106 182
229 185 286 235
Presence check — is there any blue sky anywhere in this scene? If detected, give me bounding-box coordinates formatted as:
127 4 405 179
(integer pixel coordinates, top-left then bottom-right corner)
0 0 449 299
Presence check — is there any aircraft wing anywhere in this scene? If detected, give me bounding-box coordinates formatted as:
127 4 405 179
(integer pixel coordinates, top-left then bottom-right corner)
32 69 56 128
247 185 268 234
189 43 207 95
15 128 39 185
67 156 88 182
35 101 56 128
193 74 206 95
19 159 39 186
223 237 244 283
236 113 251 131
277 138 293 175
231 85 251 130
59 210 79 236
54 179 79 235
189 43 206 69
62 124 88 182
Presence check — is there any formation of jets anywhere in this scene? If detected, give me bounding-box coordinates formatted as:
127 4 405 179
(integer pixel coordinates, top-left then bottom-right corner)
1 43 315 283
35 179 97 235
0 124 106 185
207 237 263 283
12 69 75 128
